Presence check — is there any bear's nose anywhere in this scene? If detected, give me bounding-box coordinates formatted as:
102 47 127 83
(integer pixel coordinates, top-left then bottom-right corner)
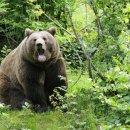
36 43 42 47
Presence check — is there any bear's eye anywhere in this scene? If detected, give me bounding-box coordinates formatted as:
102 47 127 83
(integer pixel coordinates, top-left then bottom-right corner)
43 37 46 41
34 39 37 42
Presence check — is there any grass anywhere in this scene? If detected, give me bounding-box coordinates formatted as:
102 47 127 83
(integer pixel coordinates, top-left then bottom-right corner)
0 110 72 130
0 109 95 130
0 70 97 130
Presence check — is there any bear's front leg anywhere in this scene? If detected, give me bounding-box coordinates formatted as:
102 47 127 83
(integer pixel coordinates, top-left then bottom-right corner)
22 80 48 112
18 63 48 112
9 87 28 110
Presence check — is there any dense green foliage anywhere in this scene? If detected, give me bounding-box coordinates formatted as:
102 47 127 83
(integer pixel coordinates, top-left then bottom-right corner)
0 0 71 48
0 0 130 129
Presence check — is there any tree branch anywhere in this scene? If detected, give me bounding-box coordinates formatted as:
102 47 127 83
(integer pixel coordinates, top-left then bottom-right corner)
90 1 103 57
88 59 93 79
66 7 106 81
66 8 80 43
66 7 93 79
91 63 106 81
44 13 73 36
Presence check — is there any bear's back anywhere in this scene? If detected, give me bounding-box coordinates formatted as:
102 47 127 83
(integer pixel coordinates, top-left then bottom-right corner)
1 48 18 76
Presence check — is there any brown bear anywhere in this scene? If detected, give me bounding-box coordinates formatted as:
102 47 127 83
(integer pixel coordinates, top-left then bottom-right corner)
0 28 67 112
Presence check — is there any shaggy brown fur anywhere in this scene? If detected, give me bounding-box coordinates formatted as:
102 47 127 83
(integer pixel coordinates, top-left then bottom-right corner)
0 28 67 111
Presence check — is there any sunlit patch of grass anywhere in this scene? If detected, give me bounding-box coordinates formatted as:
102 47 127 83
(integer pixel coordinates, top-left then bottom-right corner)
67 69 93 93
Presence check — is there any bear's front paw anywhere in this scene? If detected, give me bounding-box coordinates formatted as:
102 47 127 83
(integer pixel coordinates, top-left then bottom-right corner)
31 104 49 113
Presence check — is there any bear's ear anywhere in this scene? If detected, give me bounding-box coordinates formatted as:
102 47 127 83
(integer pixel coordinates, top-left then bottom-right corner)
25 28 34 37
48 27 56 36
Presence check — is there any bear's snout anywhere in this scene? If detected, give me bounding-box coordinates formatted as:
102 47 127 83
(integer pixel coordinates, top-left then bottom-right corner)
35 38 46 51
36 43 42 47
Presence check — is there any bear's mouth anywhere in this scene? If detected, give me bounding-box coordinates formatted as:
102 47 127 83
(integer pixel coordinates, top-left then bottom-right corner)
37 48 46 62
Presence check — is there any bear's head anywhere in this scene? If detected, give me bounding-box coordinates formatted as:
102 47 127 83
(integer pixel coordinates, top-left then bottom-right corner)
22 28 60 64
